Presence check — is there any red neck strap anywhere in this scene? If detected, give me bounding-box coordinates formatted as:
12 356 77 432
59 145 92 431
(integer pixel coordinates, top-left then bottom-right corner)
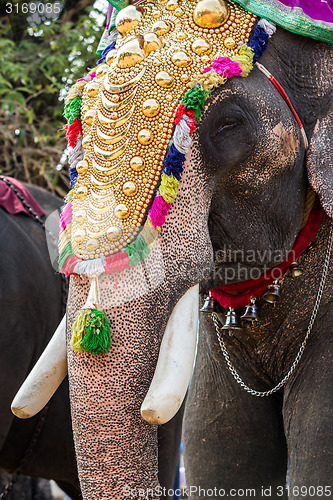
210 198 326 310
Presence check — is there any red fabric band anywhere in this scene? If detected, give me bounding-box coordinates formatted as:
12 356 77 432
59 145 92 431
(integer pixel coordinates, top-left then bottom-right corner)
210 198 326 309
0 176 45 218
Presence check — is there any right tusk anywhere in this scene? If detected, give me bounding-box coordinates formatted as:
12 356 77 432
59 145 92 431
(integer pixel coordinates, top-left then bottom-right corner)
11 315 67 419
141 284 199 425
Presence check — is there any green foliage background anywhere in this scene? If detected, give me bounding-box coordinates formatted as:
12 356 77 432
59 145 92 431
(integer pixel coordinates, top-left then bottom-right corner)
0 0 105 196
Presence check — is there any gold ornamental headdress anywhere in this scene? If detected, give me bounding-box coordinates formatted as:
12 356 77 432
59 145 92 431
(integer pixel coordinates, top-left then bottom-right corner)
60 0 275 355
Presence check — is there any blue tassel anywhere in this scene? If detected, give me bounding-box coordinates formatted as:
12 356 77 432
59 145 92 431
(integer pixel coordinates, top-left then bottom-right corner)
97 41 116 65
69 167 78 187
248 25 269 63
163 144 185 180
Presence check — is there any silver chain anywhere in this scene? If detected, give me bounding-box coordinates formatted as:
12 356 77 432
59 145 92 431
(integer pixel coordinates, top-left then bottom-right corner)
212 221 333 397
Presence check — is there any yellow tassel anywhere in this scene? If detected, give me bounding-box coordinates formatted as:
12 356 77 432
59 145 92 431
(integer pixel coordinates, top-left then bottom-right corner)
188 70 226 92
160 173 179 204
70 309 90 353
65 87 81 105
140 224 159 249
232 45 254 77
59 224 72 252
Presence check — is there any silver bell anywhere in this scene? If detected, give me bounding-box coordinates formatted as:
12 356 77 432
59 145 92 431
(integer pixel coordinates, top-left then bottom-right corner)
200 292 217 313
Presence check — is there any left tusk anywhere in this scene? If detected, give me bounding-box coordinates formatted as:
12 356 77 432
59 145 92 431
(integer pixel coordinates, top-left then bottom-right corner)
11 315 67 419
141 284 199 425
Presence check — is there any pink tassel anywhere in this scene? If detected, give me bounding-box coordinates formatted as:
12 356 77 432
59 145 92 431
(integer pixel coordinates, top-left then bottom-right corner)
149 196 171 229
210 57 243 79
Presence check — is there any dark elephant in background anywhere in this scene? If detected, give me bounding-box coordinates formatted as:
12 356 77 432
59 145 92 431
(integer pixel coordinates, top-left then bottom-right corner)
0 183 81 498
182 28 332 500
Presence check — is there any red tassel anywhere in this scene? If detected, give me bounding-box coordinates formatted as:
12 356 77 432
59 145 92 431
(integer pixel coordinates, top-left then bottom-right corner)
65 119 82 147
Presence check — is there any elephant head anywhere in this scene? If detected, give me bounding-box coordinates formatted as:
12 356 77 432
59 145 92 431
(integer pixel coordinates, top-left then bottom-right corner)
12 0 332 497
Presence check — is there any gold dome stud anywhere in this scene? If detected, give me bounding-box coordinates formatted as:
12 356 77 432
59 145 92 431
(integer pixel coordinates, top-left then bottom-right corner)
193 0 229 28
191 38 211 56
114 204 130 219
73 229 86 244
130 156 145 171
174 7 184 16
75 209 87 224
176 31 187 40
86 81 99 98
106 226 122 241
86 239 99 252
138 129 153 145
171 51 192 68
81 135 91 148
76 160 89 175
152 9 162 18
142 98 160 117
144 33 163 53
95 64 109 77
155 70 174 87
201 55 211 63
166 0 179 11
75 186 88 199
117 36 147 69
224 36 236 49
151 20 170 36
82 109 95 126
123 181 138 196
105 49 118 66
115 5 142 35
180 73 190 83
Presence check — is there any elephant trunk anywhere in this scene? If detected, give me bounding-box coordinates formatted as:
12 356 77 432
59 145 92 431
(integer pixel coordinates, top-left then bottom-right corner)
65 273 198 498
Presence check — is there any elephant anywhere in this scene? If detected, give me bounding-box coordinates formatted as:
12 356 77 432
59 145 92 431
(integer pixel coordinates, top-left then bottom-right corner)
181 26 333 500
14 0 332 498
0 181 81 498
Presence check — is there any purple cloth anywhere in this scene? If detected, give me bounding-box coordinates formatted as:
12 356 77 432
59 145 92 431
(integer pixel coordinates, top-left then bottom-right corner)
0 177 45 217
277 0 333 23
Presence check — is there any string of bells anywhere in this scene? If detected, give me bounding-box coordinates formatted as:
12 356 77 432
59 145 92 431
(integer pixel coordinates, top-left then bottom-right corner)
200 260 303 334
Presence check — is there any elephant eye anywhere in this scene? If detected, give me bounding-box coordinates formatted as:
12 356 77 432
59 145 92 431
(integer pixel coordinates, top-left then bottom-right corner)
212 120 238 137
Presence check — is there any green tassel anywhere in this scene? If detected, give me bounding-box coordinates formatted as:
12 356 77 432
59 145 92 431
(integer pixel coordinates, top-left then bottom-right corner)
126 236 150 267
63 96 82 124
96 28 110 56
182 86 208 122
58 241 73 270
81 310 111 356
70 309 90 353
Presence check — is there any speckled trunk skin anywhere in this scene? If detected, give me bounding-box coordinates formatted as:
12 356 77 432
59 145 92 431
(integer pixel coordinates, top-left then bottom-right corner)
66 150 213 499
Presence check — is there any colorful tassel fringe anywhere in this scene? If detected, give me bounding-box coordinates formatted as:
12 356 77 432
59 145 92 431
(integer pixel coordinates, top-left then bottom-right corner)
71 309 111 356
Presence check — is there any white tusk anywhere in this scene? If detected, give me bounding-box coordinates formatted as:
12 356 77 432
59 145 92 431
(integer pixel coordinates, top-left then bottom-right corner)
141 284 199 425
11 315 68 419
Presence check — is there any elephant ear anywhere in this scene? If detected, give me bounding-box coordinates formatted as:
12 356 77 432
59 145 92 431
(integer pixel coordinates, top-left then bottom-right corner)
306 111 333 218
